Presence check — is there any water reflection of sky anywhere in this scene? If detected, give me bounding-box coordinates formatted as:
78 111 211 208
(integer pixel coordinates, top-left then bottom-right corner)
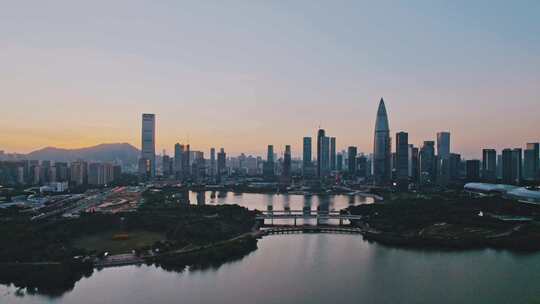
188 192 373 212
5 235 540 304
188 192 373 226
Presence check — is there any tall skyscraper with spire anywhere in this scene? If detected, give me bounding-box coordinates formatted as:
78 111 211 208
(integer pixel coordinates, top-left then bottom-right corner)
373 98 391 185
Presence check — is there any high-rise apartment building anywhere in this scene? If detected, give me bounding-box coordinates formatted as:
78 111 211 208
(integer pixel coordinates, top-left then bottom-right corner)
409 145 419 182
217 148 226 181
263 145 275 179
436 132 451 159
512 148 523 184
524 143 539 181
336 153 343 171
282 145 292 182
502 148 522 185
321 136 330 177
348 146 358 176
357 154 368 178
466 160 481 181
70 160 88 186
162 155 173 177
88 163 105 185
395 132 409 185
482 149 497 181
317 129 325 178
210 148 216 178
502 149 513 184
183 144 191 178
174 143 184 178
449 153 462 181
54 162 69 183
330 137 336 171
419 141 436 184
303 137 312 175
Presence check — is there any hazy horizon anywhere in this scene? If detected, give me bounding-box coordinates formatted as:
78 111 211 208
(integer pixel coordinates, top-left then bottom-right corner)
2 1 539 158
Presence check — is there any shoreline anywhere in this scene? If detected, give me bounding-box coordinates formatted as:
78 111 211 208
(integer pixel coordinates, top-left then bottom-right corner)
2 224 539 298
95 231 263 269
91 223 540 269
6 222 539 273
358 225 540 252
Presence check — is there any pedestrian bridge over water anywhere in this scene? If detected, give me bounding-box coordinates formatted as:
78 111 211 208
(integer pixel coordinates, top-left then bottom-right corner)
255 210 363 226
261 225 364 235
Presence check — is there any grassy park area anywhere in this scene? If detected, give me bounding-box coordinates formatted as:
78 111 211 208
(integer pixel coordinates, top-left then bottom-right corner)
72 230 165 255
0 189 257 295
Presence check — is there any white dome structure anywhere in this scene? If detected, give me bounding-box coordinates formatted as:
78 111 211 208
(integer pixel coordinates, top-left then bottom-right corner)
506 187 540 204
464 182 540 204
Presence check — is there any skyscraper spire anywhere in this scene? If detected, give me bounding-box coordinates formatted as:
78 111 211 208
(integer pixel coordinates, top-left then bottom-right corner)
373 98 391 185
375 98 389 132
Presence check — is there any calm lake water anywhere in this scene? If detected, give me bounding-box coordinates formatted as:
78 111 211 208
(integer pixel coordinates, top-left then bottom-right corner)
188 191 375 211
188 192 375 225
2 194 540 304
2 234 540 304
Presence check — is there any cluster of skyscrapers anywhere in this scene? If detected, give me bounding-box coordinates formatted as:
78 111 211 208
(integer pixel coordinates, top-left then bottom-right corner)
3 101 536 192
370 99 540 188
300 99 539 188
139 114 298 183
497 143 540 185
139 113 221 182
138 103 540 188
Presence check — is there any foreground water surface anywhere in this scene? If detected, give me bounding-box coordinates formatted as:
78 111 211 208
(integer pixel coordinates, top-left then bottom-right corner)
187 191 375 211
3 233 540 304
2 194 540 303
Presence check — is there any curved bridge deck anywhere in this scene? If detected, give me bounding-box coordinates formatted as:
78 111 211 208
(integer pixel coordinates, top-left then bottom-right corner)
261 226 364 235
256 210 362 220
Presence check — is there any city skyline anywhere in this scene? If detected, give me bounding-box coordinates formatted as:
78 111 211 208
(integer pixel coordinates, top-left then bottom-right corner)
2 99 540 160
1 1 539 157
2 97 538 187
3 3 540 303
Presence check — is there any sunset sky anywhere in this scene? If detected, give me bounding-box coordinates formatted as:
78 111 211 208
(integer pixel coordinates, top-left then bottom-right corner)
1 1 539 158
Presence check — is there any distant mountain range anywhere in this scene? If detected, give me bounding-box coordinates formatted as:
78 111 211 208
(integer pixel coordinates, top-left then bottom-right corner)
25 143 140 165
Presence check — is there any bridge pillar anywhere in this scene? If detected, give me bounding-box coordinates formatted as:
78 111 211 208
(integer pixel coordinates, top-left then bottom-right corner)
339 218 343 226
316 215 319 226
294 217 297 226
